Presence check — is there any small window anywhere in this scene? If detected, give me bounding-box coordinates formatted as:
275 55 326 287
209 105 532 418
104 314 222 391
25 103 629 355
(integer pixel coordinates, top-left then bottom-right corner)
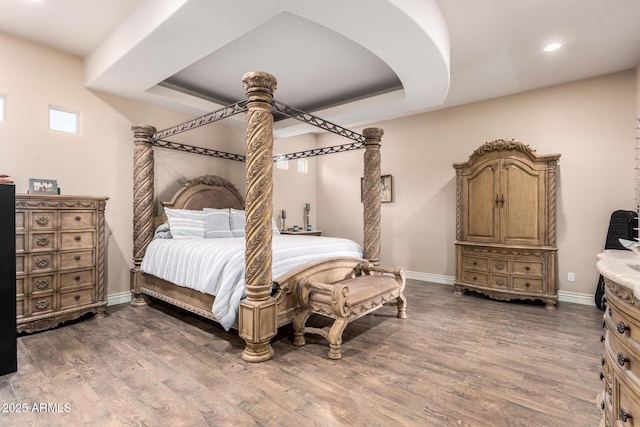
276 154 289 170
0 95 5 121
49 106 78 133
297 159 308 173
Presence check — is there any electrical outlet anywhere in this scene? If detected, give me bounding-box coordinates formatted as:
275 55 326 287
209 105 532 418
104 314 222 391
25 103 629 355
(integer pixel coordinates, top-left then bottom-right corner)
567 272 575 282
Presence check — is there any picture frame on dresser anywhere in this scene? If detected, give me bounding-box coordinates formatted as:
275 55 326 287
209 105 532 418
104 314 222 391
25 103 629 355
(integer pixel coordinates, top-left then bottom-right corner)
28 178 58 195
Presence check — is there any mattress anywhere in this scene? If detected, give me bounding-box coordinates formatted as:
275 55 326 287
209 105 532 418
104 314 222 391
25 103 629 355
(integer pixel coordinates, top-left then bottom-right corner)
141 235 363 330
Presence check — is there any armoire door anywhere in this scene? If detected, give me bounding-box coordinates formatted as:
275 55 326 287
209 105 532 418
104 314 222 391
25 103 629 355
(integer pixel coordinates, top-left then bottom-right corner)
500 158 546 246
462 158 500 243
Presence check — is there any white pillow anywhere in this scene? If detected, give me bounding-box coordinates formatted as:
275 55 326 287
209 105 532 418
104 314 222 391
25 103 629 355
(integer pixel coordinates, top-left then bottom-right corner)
203 208 233 238
229 208 245 237
229 209 281 237
164 208 206 239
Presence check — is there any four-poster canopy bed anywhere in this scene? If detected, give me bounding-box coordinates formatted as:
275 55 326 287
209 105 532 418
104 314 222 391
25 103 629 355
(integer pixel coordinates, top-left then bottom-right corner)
130 71 405 362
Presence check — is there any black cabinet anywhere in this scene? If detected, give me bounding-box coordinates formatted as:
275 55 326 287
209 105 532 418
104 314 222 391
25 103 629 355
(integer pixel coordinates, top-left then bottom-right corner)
0 184 16 375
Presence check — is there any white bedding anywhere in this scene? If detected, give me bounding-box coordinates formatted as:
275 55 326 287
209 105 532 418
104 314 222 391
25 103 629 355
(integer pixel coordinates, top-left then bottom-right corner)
141 235 363 330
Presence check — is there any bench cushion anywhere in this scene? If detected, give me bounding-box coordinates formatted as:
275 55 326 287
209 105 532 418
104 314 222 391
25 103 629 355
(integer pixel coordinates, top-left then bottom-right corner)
309 276 399 307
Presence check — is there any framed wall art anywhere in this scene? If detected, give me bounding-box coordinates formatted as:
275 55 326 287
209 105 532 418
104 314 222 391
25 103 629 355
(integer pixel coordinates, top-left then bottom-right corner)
361 174 393 203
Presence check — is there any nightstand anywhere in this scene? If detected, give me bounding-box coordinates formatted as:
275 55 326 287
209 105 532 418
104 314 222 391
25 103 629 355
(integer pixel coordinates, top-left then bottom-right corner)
281 230 322 236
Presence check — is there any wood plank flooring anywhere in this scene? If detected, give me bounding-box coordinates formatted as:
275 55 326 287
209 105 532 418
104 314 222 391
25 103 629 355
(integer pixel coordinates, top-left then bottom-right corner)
0 281 605 427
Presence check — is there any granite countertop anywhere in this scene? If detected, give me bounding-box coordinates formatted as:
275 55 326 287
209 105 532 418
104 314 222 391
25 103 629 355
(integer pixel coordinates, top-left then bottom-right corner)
596 249 640 300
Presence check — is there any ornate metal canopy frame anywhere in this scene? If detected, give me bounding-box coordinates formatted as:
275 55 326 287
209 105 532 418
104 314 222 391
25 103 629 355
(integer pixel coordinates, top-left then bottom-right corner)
149 98 366 163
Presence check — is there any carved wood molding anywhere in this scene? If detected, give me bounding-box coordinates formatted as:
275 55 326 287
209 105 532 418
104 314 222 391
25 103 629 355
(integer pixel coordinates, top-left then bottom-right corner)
469 139 535 160
16 199 98 209
461 246 546 259
454 283 558 304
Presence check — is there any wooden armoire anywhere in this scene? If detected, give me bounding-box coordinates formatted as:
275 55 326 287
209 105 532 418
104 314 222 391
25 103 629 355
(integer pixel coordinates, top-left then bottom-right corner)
453 140 560 308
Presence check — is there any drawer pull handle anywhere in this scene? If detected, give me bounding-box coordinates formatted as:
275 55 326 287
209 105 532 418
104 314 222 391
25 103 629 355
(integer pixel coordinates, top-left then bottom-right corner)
74 276 81 281
525 266 530 271
495 263 505 270
35 279 49 290
473 276 477 281
74 295 80 301
36 237 50 246
525 282 530 287
35 299 50 311
620 407 632 422
617 353 629 367
75 216 81 221
601 356 605 366
35 216 50 226
35 257 50 268
496 278 505 286
74 236 81 241
74 255 81 261
602 320 606 329
599 372 604 381
601 335 605 342
617 321 630 334
473 261 477 266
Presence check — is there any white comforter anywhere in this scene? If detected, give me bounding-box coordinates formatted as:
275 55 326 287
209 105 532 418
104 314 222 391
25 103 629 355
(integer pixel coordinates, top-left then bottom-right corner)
141 235 363 330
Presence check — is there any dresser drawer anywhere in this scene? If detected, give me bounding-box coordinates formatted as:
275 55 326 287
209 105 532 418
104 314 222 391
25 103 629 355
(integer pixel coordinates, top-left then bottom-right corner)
60 211 95 229
512 277 543 292
608 297 640 347
60 288 94 309
617 377 640 425
30 295 54 314
608 332 640 379
16 255 25 275
59 250 94 270
29 232 56 252
60 231 95 250
490 274 509 289
490 258 509 273
16 278 24 298
16 297 25 319
29 253 55 273
29 211 56 230
60 269 94 290
462 255 488 271
30 274 55 294
16 233 25 254
462 270 488 286
15 211 25 231
512 260 543 276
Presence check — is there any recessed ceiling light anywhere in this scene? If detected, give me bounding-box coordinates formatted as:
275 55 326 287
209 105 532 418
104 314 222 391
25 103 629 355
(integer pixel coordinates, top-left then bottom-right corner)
543 42 562 52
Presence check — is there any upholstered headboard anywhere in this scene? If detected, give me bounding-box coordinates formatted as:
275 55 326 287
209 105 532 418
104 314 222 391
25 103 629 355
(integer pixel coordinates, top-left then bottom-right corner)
154 175 244 228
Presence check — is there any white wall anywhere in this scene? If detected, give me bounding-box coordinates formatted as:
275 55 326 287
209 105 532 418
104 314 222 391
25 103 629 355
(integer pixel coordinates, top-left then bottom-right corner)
317 70 637 299
0 32 246 302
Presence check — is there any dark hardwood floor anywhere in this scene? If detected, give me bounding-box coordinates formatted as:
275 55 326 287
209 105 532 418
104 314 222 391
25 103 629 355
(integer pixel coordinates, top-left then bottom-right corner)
0 281 604 427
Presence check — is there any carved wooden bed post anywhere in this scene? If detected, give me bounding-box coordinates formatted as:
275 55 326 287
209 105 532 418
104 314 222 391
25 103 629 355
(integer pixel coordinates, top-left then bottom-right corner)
131 124 156 306
239 71 278 362
362 127 384 266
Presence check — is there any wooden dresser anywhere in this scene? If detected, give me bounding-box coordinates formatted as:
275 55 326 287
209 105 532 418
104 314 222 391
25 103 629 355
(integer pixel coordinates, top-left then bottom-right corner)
15 194 108 333
453 140 560 307
597 250 640 426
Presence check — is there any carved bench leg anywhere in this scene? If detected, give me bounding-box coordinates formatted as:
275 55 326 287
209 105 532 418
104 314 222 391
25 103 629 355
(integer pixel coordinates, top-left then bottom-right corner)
293 309 311 347
327 318 348 360
396 292 408 319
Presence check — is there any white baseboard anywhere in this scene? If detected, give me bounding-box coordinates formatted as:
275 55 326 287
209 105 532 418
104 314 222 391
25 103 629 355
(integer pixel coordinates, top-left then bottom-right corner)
107 291 132 306
106 273 597 307
406 270 595 307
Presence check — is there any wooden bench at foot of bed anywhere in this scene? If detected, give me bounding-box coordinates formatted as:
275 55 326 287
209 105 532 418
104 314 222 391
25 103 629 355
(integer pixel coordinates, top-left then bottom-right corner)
293 263 407 359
